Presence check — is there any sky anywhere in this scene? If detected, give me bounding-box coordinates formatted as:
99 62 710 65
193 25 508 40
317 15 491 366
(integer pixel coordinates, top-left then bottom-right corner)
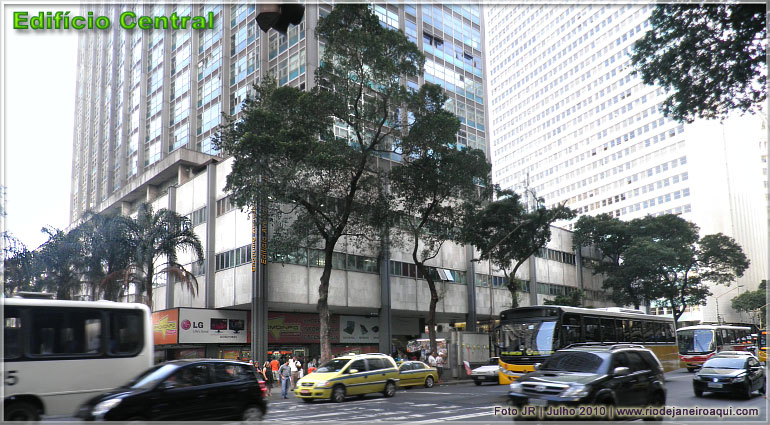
4 4 79 249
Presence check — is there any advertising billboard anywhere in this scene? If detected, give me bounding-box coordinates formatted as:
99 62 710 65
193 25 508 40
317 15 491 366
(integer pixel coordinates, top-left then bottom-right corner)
339 315 380 344
178 308 248 344
152 309 179 345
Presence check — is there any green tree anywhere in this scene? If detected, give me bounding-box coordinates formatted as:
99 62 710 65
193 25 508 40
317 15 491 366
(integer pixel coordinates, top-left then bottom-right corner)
731 280 766 328
74 211 135 301
463 188 573 308
544 289 585 307
127 203 204 309
34 227 84 300
390 84 492 354
573 214 658 309
631 4 766 122
215 5 423 363
2 232 37 296
575 213 750 328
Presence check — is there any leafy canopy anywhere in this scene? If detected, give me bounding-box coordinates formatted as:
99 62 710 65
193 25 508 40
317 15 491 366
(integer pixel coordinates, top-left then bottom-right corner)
631 4 766 122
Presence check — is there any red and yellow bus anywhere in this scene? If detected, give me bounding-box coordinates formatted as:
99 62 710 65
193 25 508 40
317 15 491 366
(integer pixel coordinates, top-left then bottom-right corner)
494 306 678 384
676 324 753 372
758 330 766 363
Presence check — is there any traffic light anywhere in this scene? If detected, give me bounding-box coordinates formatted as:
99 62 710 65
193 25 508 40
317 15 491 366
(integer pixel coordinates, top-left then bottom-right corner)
256 4 305 34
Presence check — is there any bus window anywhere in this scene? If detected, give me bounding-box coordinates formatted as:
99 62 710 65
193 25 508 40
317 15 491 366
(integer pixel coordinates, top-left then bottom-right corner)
601 318 616 342
620 320 632 342
665 323 675 343
642 322 655 343
584 317 601 342
561 314 582 346
4 308 22 359
630 320 643 342
30 309 102 356
109 311 143 355
616 320 626 342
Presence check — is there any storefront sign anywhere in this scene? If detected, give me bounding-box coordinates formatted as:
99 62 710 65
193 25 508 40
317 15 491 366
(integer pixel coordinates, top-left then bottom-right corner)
339 315 380 344
152 309 179 345
267 312 341 343
178 308 248 344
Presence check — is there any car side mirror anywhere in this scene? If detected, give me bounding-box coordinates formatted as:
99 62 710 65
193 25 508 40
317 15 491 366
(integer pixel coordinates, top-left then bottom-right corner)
612 367 631 376
533 363 541 371
348 369 358 374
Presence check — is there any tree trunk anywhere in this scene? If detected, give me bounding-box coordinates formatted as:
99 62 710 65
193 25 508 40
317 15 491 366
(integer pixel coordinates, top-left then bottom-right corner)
416 262 439 355
503 270 518 308
145 261 154 310
317 243 336 364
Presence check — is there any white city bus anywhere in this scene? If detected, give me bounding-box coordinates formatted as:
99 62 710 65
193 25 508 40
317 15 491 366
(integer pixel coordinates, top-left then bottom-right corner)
3 298 153 421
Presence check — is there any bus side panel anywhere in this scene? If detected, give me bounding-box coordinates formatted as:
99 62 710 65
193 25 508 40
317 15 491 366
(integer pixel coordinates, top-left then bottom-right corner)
5 350 152 417
498 362 535 384
645 344 680 372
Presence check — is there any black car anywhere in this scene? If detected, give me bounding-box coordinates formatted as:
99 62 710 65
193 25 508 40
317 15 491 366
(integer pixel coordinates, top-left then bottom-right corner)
76 359 267 421
508 344 666 421
693 354 766 399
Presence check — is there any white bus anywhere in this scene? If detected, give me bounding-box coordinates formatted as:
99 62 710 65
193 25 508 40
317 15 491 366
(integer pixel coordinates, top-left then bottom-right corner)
3 298 153 421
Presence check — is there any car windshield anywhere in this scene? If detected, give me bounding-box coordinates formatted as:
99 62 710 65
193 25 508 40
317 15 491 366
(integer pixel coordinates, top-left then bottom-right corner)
540 351 607 373
499 320 556 356
126 364 179 390
677 329 715 354
316 359 349 373
702 358 745 369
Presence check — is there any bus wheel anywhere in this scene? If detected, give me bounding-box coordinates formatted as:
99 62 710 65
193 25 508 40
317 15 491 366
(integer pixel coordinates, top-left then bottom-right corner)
4 401 40 422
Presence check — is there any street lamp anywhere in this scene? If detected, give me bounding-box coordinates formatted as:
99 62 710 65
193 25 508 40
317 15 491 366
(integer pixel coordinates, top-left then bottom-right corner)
714 285 743 324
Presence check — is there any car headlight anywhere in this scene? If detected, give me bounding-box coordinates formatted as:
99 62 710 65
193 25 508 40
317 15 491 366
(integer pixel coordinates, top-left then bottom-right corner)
509 382 523 393
561 384 589 398
92 399 122 418
731 374 746 383
315 381 329 388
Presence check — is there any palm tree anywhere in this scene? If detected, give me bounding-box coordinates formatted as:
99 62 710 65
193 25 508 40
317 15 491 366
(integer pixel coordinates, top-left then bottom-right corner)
128 203 204 310
34 227 84 300
74 211 135 301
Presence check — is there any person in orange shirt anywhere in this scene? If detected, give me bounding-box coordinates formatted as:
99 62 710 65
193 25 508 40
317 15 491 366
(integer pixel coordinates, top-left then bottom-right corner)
270 357 280 387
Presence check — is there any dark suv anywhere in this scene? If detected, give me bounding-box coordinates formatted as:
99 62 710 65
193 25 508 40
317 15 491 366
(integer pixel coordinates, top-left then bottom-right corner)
76 359 268 421
508 344 666 420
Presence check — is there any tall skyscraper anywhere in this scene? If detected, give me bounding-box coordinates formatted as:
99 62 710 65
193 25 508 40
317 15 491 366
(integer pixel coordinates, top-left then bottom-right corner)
70 3 487 223
484 4 767 324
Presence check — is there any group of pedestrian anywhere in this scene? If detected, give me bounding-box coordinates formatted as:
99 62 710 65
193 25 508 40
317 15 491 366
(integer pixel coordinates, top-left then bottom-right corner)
252 355 320 399
427 351 446 384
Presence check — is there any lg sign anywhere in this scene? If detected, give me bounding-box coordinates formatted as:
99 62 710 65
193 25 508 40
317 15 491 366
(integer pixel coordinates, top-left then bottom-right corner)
181 319 205 330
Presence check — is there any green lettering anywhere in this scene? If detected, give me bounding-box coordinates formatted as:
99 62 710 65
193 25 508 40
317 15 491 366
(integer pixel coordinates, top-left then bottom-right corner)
191 16 205 30
13 12 28 29
154 16 168 29
170 12 179 29
72 16 85 29
119 11 135 29
208 11 214 29
180 16 190 29
137 16 152 30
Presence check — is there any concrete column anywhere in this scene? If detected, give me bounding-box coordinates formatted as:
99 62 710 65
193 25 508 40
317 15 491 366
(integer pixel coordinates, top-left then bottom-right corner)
378 230 393 355
529 257 538 306
205 162 217 308
146 185 158 203
166 185 177 309
465 244 477 331
576 246 584 306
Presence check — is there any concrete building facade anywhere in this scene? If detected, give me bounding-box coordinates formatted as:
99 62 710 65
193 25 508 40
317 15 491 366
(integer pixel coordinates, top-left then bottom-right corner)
70 3 612 360
484 4 767 326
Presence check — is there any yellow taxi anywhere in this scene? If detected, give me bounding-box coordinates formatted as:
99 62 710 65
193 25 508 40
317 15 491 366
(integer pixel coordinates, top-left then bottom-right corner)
294 353 399 402
759 330 767 363
397 361 438 388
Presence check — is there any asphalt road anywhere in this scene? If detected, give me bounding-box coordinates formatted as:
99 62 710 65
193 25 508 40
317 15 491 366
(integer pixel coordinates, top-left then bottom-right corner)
262 369 768 423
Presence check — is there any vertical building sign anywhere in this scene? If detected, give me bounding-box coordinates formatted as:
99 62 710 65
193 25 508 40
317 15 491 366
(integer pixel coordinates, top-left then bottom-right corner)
251 205 257 272
260 202 268 264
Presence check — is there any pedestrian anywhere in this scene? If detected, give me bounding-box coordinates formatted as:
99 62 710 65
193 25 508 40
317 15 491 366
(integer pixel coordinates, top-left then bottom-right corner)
289 356 299 389
270 357 280 387
278 360 292 399
428 351 437 369
261 360 273 396
436 353 445 384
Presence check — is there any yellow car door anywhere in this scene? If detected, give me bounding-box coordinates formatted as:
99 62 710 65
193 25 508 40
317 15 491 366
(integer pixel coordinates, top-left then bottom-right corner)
398 362 415 387
343 359 369 395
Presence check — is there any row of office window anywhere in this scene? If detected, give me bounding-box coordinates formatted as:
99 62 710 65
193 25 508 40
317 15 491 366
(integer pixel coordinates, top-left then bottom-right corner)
389 260 467 284
535 247 576 265
268 248 379 274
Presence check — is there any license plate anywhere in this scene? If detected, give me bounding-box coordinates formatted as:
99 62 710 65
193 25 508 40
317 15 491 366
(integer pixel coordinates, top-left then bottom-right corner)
529 398 548 406
708 383 723 389
300 390 310 395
